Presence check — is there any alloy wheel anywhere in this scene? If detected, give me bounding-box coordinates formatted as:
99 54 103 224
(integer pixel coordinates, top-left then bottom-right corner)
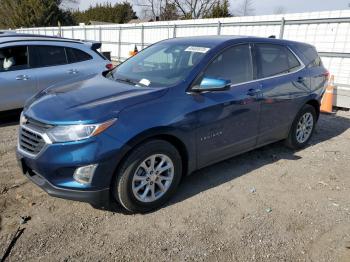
131 154 174 203
296 112 314 144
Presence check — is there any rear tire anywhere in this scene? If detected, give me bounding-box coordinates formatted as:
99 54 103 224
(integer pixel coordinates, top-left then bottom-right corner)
285 104 317 150
112 140 182 213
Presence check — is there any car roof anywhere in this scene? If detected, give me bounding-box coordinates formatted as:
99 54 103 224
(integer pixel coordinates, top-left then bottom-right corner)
0 32 86 45
161 35 308 48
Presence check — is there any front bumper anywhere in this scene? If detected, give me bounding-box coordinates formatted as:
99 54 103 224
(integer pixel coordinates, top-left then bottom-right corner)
17 154 110 206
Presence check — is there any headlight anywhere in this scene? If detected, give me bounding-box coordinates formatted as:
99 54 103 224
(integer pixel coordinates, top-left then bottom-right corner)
47 119 117 143
20 112 27 126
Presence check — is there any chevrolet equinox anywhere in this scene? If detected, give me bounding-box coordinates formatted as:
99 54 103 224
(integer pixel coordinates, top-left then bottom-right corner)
17 36 328 213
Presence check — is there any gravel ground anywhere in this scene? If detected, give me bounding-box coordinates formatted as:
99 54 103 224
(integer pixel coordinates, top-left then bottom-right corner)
0 111 350 262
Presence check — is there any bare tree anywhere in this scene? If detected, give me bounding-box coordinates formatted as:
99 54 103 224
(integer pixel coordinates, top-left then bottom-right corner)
135 0 220 20
134 0 165 20
172 0 219 19
235 0 255 16
273 6 286 15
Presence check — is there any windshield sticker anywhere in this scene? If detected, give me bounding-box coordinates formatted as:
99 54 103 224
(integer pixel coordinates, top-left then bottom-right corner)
185 46 210 53
139 78 151 86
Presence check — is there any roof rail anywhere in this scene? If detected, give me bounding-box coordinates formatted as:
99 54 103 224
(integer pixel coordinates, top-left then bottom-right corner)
0 32 102 48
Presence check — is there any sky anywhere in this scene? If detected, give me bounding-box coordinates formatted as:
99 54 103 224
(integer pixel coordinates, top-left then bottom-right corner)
79 0 350 16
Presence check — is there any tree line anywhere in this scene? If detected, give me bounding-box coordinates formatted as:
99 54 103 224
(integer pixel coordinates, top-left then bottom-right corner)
0 0 263 29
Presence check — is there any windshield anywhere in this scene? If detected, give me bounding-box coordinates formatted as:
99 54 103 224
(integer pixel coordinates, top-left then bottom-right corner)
107 43 210 88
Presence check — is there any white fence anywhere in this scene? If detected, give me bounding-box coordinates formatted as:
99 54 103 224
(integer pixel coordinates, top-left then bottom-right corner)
16 10 350 107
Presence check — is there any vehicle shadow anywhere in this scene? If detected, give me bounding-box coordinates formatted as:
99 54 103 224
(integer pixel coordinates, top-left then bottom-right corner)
168 113 350 209
99 113 350 214
0 109 21 127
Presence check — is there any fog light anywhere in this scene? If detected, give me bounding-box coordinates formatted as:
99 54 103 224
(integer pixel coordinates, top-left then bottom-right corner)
73 164 98 185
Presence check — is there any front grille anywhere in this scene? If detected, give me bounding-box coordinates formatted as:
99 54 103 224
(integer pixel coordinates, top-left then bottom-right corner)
18 117 51 157
19 127 46 155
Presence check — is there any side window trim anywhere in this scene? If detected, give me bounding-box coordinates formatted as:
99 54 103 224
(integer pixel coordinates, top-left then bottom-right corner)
252 43 305 81
189 43 254 91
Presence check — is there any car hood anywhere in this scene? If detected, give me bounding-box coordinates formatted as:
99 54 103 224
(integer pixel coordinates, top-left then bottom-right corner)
24 74 168 124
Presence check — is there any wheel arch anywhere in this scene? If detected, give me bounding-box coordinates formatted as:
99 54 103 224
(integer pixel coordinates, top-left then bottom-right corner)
111 128 193 186
305 99 320 120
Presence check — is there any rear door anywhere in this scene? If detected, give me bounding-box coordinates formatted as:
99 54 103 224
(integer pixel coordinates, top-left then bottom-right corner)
253 43 310 146
65 47 97 76
297 45 328 93
30 44 80 90
0 44 38 111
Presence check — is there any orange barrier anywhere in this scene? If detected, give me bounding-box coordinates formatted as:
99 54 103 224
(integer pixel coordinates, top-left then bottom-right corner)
129 45 139 57
320 75 335 113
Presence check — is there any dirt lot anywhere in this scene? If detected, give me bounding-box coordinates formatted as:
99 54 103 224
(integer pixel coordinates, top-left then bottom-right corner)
0 111 349 262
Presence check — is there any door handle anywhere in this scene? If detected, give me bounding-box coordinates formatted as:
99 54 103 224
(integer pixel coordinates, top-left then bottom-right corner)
68 69 79 74
297 77 305 83
247 88 262 96
16 75 30 81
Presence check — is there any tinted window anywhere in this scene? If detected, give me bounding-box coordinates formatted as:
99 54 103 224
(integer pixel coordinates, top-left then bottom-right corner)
308 56 323 68
0 46 28 72
298 44 322 68
256 44 301 78
93 49 108 60
66 48 92 63
34 46 67 67
202 44 253 85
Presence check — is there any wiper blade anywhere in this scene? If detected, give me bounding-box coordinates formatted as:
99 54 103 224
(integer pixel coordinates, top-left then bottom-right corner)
115 77 148 87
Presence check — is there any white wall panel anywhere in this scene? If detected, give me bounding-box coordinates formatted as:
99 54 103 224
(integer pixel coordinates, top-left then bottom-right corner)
14 10 350 89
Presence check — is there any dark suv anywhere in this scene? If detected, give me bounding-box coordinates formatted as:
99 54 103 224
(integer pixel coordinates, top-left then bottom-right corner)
17 36 328 213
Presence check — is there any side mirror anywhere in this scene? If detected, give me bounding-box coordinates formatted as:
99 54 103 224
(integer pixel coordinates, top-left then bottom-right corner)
192 77 231 92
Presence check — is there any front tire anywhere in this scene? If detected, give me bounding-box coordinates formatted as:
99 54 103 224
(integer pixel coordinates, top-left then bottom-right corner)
285 104 317 149
112 140 182 213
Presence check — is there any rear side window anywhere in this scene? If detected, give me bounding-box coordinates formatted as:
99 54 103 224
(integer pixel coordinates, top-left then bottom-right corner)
309 56 323 68
34 46 67 67
203 44 253 85
92 49 108 60
298 44 323 68
0 46 29 72
255 44 301 78
66 47 92 63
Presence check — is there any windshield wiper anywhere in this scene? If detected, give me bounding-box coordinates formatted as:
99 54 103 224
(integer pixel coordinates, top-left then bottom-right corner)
115 77 148 87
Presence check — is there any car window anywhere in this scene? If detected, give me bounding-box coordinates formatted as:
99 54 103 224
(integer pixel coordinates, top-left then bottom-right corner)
0 46 29 72
66 47 92 63
111 43 208 87
298 44 323 68
255 44 301 78
308 56 323 68
34 46 67 67
142 47 175 70
202 44 253 85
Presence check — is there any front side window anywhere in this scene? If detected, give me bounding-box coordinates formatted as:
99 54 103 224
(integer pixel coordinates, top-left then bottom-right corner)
34 46 67 67
66 47 92 63
0 46 29 72
108 43 209 87
255 44 301 78
200 44 253 85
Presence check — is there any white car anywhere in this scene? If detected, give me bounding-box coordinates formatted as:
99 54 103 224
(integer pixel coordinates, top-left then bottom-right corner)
0 32 113 112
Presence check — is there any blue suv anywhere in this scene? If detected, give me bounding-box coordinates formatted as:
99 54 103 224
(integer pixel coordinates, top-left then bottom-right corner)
17 36 328 212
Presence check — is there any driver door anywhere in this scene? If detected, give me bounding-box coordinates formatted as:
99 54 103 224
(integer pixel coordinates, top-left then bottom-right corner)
192 44 262 168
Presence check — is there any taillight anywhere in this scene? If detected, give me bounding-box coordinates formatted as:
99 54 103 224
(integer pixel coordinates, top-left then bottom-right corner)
106 63 114 70
324 70 330 80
